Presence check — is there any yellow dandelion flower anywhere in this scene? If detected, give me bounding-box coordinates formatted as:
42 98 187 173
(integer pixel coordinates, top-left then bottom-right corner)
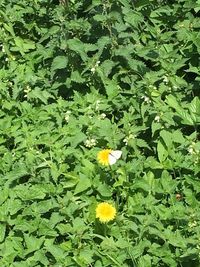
96 202 116 223
97 149 122 166
97 149 112 166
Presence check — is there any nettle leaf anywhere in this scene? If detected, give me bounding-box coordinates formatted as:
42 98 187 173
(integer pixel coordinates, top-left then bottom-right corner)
67 38 97 61
29 91 54 105
44 239 67 262
104 79 119 99
8 198 23 215
97 183 112 197
100 60 117 77
14 37 36 53
69 131 86 148
172 130 185 144
61 172 79 188
0 188 9 205
157 141 168 163
0 223 6 242
74 174 91 195
189 96 200 122
15 185 46 201
24 234 45 255
136 138 151 150
51 56 68 74
96 118 113 138
166 95 194 125
32 199 59 214
4 168 29 187
70 70 85 83
160 130 173 148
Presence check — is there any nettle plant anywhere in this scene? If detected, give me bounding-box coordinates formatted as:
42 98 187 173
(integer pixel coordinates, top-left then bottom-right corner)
0 0 200 266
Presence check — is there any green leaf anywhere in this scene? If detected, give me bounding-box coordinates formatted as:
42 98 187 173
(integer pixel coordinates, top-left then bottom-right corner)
69 131 86 147
28 88 54 104
44 239 66 262
160 130 173 148
0 223 6 242
157 141 168 162
74 175 91 195
97 183 112 197
15 185 46 201
14 37 35 53
24 234 45 254
51 56 68 74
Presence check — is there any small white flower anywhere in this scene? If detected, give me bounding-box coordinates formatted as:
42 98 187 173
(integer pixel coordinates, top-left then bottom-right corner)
188 142 199 155
2 45 5 53
99 113 106 119
188 147 193 154
91 67 96 73
141 95 151 103
95 100 101 110
123 137 128 146
163 75 169 84
64 111 71 122
123 133 135 145
24 85 31 93
91 60 100 73
188 221 197 228
154 115 160 122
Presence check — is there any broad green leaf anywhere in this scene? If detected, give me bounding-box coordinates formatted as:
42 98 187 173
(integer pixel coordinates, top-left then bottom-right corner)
24 234 45 254
15 185 46 201
157 141 168 162
97 183 112 197
51 56 68 74
74 176 91 195
160 130 173 148
44 239 66 261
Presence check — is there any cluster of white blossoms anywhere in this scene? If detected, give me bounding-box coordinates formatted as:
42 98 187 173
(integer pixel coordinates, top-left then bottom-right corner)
188 142 199 164
85 138 97 148
163 75 169 84
123 132 135 146
95 100 101 110
91 60 100 73
24 85 31 98
1 44 5 53
64 111 71 122
188 221 197 228
188 142 199 155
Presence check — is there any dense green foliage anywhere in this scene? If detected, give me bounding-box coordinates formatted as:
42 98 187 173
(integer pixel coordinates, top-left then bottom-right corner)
0 0 200 266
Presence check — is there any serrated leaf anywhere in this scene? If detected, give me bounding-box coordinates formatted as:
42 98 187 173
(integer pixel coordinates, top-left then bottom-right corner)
97 183 112 197
160 130 173 148
51 56 68 74
74 176 91 195
24 234 45 255
0 224 6 242
157 141 168 162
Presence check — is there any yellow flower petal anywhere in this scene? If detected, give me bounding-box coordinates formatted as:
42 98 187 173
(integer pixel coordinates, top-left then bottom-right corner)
97 149 112 166
96 202 116 223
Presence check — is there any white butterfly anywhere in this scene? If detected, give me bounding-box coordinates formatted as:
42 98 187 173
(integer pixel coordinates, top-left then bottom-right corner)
108 150 122 165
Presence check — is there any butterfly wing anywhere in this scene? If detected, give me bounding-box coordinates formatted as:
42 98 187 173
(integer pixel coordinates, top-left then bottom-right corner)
108 150 122 165
111 150 122 159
